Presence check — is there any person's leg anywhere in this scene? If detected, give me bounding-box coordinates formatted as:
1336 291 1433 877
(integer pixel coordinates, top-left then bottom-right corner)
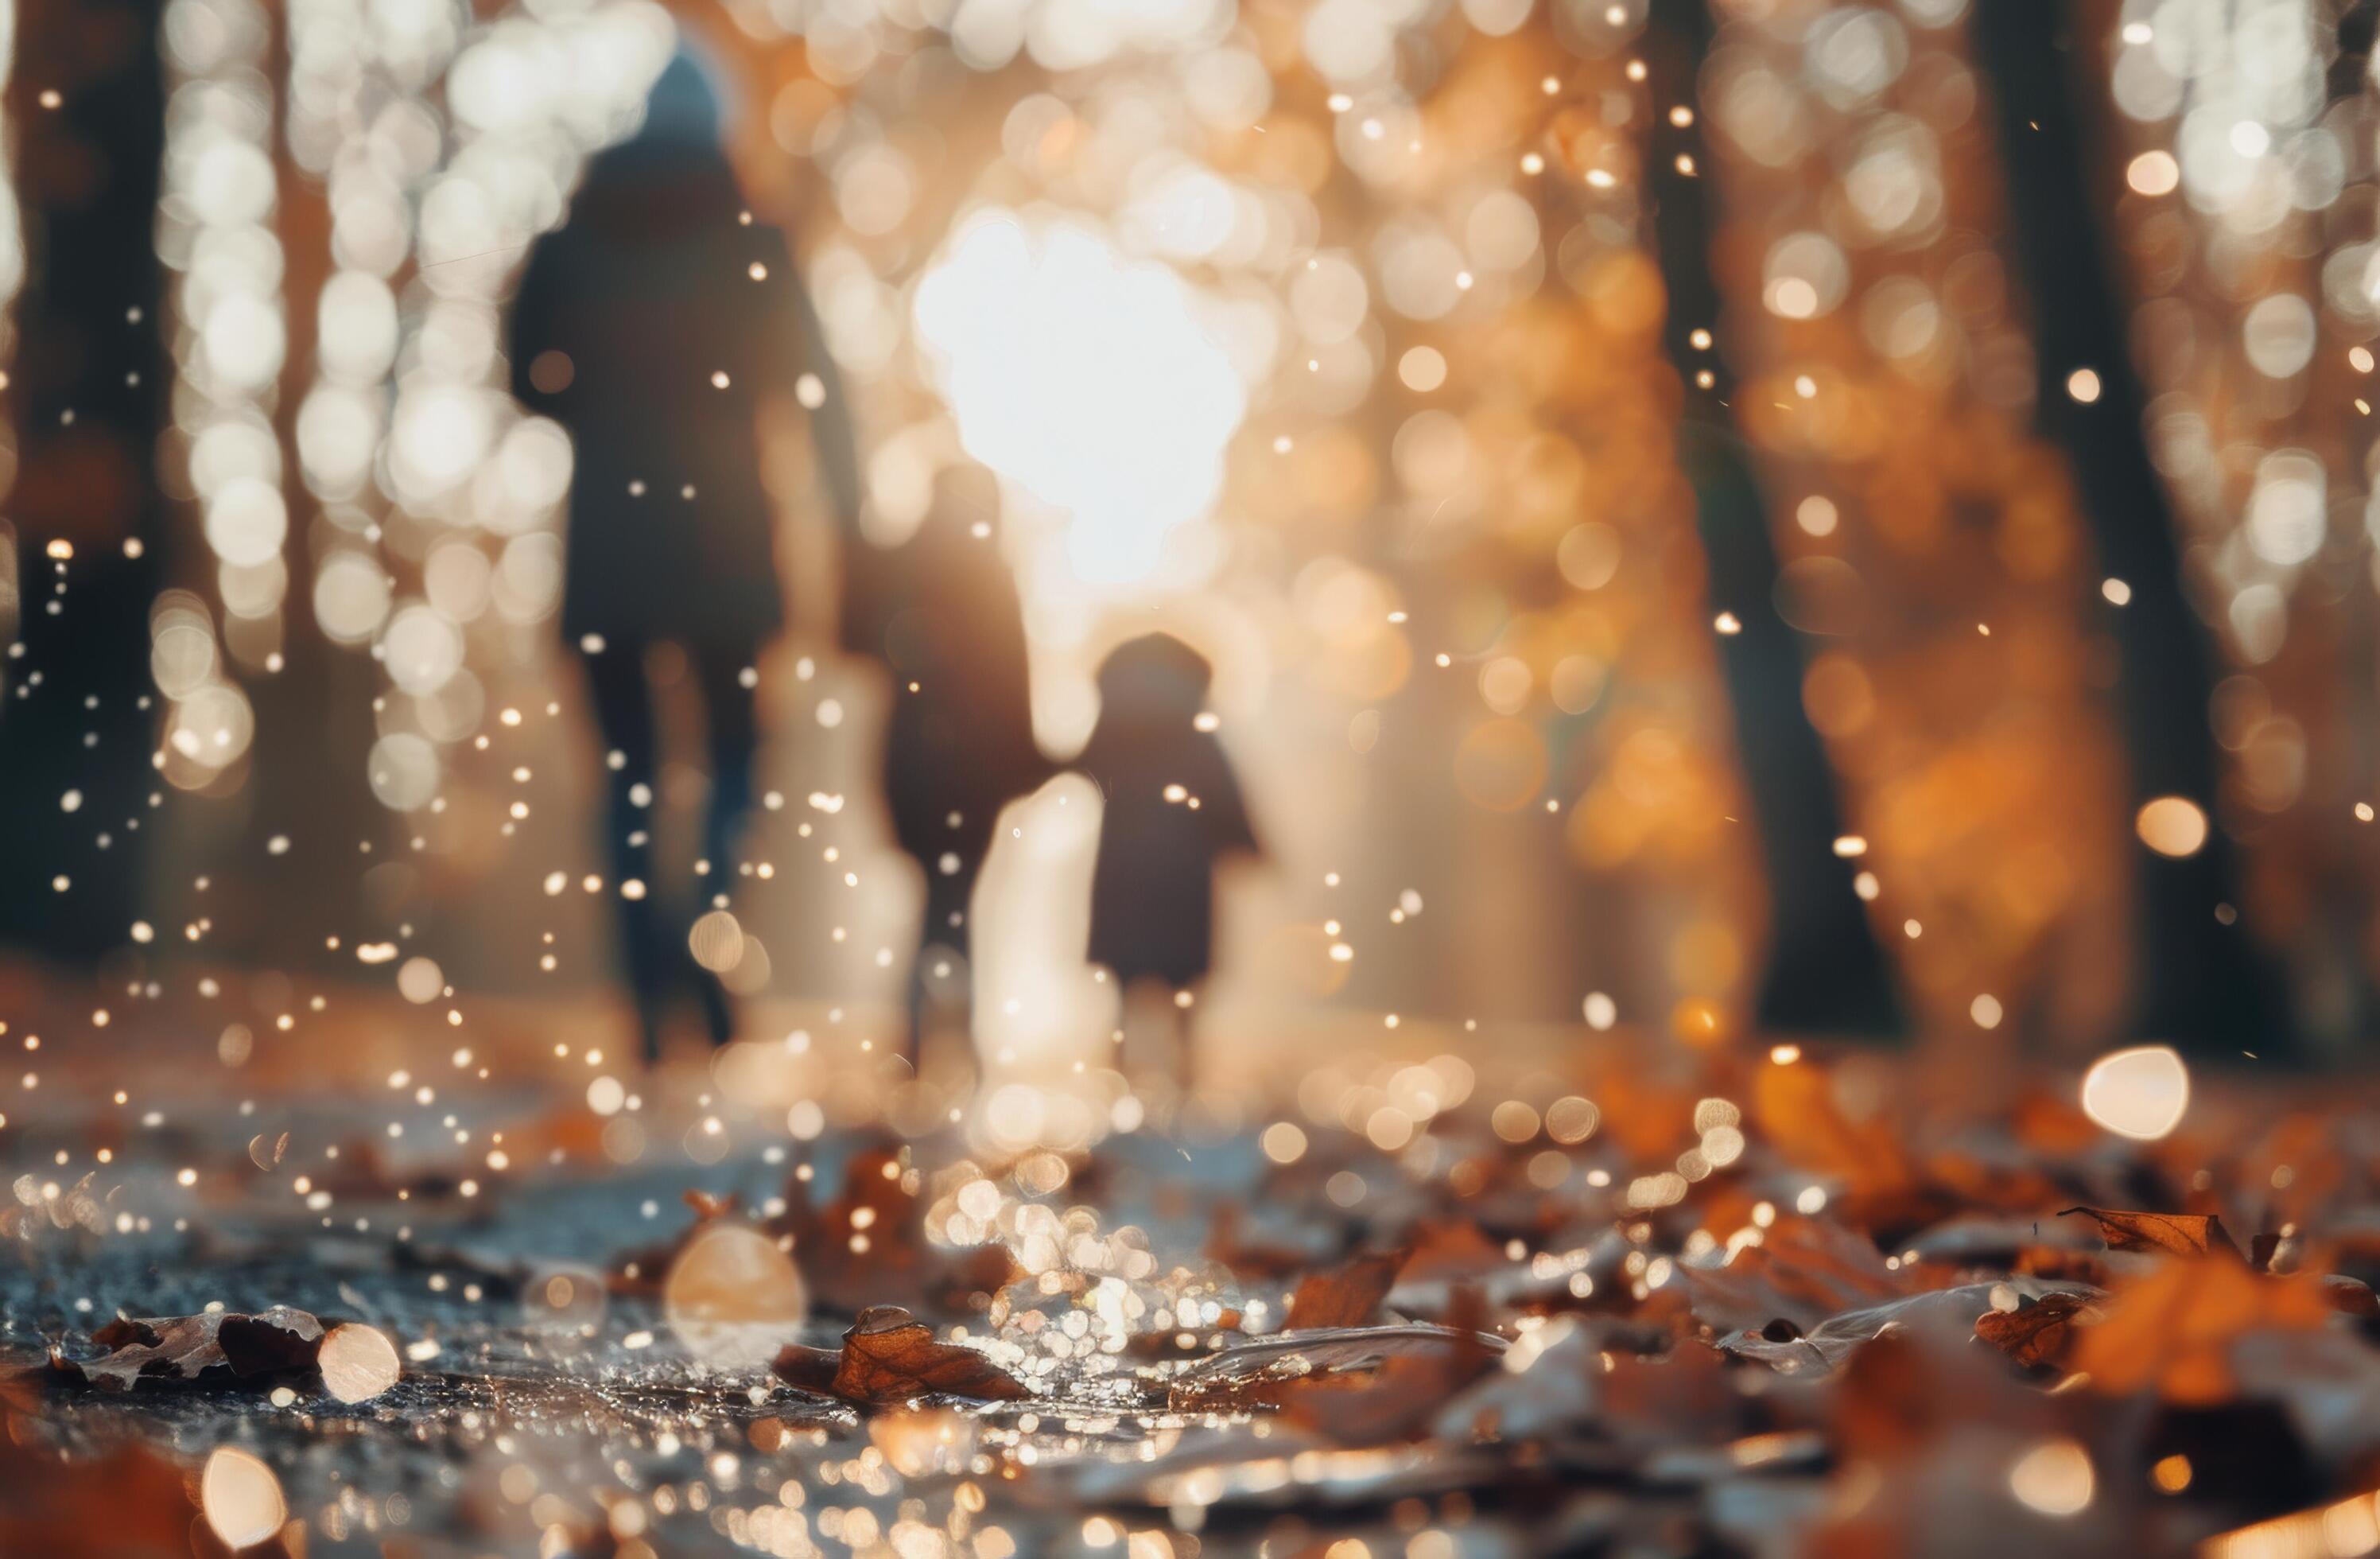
581 640 667 1063
689 643 761 1045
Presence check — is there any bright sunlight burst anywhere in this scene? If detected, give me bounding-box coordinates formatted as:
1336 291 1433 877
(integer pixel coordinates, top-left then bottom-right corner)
913 211 1246 585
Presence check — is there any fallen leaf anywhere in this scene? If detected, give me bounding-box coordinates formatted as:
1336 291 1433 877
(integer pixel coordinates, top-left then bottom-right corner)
1438 1313 1741 1450
72 1306 324 1391
1269 1289 1497 1444
2060 1206 2240 1260
1684 1217 1953 1336
1827 1324 2064 1471
1719 1281 2088 1374
1753 1060 1914 1196
2075 1256 2336 1403
774 1305 1031 1407
1287 1249 1407 1329
1972 1289 2096 1370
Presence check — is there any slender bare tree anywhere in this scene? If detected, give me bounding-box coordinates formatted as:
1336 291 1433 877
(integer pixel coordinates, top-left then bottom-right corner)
0 0 169 958
1969 4 2300 1061
1642 0 1903 1040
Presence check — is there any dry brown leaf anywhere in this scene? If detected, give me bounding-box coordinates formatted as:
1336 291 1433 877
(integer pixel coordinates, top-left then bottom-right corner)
72 1306 324 1391
1270 1288 1497 1444
2060 1206 2240 1260
773 1305 1031 1407
1683 1217 1953 1336
1753 1060 1913 1195
1287 1249 1407 1329
1828 1326 2055 1469
1972 1289 2095 1370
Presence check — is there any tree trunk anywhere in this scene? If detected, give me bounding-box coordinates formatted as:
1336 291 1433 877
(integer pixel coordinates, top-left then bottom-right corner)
0 0 168 959
1970 4 2299 1062
1644 0 1902 1040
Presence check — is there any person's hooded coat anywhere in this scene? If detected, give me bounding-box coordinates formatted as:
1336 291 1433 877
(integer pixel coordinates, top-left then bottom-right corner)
507 52 859 649
1075 632 1259 987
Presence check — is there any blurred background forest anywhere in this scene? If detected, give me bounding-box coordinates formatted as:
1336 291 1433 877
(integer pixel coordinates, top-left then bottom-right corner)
1 0 2374 1110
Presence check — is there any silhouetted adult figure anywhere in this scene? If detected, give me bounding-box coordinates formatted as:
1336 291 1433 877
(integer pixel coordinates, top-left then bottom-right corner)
1074 633 1259 1088
847 464 1048 1061
508 48 860 1062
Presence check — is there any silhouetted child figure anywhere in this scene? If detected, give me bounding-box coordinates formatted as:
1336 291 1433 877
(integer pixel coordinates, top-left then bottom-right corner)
848 465 1047 1063
1075 633 1259 1090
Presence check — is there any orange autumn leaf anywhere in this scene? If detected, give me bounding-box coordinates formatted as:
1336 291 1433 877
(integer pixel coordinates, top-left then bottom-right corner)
1683 1215 1948 1336
774 1305 1031 1407
2074 1258 2336 1404
1287 1249 1407 1329
1973 1290 2095 1370
2060 1206 2240 1260
1753 1060 1912 1193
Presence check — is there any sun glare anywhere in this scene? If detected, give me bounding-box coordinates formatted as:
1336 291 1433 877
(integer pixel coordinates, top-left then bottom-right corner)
914 211 1247 586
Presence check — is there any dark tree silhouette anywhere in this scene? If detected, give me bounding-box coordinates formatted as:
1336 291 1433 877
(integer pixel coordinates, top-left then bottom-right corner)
0 0 168 958
1970 6 2298 1061
1643 0 1903 1040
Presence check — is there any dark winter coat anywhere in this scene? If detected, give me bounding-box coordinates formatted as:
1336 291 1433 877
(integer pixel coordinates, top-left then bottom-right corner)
1076 633 1258 988
849 470 1050 870
507 138 858 649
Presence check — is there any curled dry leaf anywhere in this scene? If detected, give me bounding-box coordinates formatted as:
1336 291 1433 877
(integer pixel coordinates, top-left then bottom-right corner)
1265 1289 1498 1445
2059 1206 2240 1260
1972 1289 2097 1370
773 1305 1031 1408
1171 1322 1501 1418
1287 1249 1407 1330
1683 1216 1953 1337
72 1306 324 1391
1718 1282 2087 1375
